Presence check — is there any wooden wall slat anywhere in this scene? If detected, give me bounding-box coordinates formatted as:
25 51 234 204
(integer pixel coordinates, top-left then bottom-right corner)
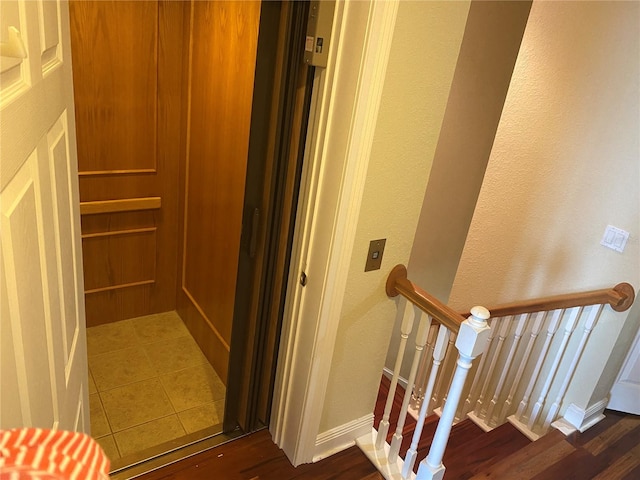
79 197 161 215
85 280 155 295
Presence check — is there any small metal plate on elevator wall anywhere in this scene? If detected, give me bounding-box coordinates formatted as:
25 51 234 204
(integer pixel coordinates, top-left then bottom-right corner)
304 1 335 68
365 239 386 272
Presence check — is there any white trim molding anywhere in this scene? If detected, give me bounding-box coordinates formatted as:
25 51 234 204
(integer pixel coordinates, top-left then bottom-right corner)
552 398 609 435
313 413 374 462
270 0 400 467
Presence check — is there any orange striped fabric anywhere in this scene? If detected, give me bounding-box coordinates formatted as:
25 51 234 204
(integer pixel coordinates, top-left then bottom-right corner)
0 428 109 480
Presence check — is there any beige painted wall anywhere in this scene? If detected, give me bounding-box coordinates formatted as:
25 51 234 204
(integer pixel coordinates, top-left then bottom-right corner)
387 0 531 380
318 0 470 433
449 1 639 411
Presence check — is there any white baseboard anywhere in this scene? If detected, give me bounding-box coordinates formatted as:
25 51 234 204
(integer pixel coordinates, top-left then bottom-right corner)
313 413 374 462
383 367 409 391
555 398 608 434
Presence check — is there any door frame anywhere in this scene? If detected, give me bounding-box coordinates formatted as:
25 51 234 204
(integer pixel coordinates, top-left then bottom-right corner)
269 0 400 466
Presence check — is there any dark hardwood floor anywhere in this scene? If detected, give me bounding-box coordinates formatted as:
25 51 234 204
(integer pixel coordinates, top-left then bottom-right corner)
470 409 640 479
136 429 382 480
137 376 640 479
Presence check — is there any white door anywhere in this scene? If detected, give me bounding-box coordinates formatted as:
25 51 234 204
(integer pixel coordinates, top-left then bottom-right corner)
608 325 640 415
1 0 89 432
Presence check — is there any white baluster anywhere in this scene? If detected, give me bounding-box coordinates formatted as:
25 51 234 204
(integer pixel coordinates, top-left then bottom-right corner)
417 307 491 480
403 325 449 478
513 310 561 421
377 300 414 449
485 313 529 427
543 305 604 429
500 311 545 420
411 324 439 412
389 306 432 461
431 332 457 412
528 307 581 432
461 318 495 417
469 316 510 424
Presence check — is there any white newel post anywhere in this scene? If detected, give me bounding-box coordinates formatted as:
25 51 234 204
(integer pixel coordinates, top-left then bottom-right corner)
416 307 491 480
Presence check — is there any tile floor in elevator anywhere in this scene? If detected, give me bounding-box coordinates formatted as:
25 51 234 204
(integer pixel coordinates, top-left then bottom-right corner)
86 311 225 464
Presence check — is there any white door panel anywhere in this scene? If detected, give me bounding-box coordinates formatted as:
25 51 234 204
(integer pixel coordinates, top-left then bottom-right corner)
1 0 88 433
1 246 24 428
2 152 58 428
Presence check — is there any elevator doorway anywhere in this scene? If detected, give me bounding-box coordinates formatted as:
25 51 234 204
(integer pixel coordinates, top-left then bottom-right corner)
69 0 311 470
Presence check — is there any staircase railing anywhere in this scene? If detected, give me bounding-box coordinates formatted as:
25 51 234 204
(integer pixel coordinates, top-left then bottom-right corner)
357 264 635 480
357 265 492 480
461 281 635 439
408 274 635 439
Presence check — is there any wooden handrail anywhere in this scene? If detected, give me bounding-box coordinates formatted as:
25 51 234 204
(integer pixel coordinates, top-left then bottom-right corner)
386 264 465 333
386 264 636 329
459 281 635 319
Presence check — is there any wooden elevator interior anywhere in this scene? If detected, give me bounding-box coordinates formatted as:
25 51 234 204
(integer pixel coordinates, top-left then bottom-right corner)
70 0 310 432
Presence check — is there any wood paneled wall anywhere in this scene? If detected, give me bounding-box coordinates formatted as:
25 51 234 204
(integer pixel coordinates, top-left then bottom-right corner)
177 1 261 384
72 0 263 386
70 1 186 326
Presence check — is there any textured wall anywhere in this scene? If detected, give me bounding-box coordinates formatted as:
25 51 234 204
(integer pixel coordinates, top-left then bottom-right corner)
318 0 470 433
449 1 640 410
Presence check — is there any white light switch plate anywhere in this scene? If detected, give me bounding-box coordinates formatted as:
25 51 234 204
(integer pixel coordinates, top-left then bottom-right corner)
601 225 629 253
